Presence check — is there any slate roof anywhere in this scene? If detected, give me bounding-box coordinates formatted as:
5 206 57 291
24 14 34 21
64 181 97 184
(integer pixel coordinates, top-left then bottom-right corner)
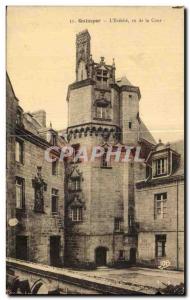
139 120 156 145
170 139 184 176
116 76 133 87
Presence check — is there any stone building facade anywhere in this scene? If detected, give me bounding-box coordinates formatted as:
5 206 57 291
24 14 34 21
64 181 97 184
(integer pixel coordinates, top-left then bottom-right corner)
6 74 65 266
64 30 159 268
6 74 18 258
6 30 184 271
135 140 184 270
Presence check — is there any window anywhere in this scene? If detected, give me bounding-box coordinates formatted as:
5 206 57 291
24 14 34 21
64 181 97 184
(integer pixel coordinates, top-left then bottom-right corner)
155 235 166 257
96 69 108 87
118 250 124 260
129 94 132 98
52 159 58 176
69 178 81 191
154 193 167 219
73 179 80 190
96 106 107 119
15 140 24 163
70 207 82 221
16 177 25 209
153 157 168 177
114 218 122 232
128 121 132 129
16 109 22 126
51 189 58 214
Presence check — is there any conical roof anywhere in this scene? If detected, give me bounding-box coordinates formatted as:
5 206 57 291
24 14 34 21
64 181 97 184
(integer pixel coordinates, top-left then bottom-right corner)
116 76 133 87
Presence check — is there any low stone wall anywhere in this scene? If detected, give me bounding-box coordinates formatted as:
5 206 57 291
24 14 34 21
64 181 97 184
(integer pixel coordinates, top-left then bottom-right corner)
6 258 147 295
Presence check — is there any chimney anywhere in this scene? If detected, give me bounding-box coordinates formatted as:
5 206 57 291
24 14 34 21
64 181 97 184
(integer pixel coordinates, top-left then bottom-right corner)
31 110 46 127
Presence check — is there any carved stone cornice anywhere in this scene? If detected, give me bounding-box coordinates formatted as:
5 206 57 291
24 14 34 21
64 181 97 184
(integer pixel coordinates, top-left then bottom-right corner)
67 123 121 141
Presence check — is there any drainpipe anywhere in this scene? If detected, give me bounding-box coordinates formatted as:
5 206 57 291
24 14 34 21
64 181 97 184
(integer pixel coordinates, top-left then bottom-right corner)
176 179 179 270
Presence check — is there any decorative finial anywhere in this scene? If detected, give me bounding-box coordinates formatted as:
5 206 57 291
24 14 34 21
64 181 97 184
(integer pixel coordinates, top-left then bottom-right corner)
158 138 162 143
89 54 93 64
100 56 105 63
112 58 115 67
50 121 52 128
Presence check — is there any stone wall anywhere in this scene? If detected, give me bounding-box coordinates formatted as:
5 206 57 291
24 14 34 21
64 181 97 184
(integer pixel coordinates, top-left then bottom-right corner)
135 180 184 270
6 75 18 257
65 132 137 265
15 138 65 265
120 90 140 145
68 84 93 127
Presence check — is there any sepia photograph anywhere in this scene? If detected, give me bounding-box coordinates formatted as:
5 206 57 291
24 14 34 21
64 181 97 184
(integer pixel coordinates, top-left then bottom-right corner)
6 6 184 295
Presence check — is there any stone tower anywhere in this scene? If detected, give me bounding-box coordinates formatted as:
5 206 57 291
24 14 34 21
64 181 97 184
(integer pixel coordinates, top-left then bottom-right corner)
76 30 91 81
65 30 146 267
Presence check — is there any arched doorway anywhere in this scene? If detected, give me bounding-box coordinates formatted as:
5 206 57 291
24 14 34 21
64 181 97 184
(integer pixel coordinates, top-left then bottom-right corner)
95 247 108 266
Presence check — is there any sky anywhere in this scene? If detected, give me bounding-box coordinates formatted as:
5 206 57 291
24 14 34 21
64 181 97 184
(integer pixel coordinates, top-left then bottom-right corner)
6 6 184 143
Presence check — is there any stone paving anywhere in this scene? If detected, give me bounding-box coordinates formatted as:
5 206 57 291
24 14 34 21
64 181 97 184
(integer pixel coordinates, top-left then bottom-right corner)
77 266 184 293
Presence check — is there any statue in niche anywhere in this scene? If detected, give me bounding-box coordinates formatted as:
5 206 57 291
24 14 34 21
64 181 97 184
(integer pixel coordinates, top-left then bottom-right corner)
32 167 47 213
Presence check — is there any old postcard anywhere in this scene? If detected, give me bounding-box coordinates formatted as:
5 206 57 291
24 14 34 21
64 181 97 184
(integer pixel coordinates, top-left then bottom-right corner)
6 6 184 295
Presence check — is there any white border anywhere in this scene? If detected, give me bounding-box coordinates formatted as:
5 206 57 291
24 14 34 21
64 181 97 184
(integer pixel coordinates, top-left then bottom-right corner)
1 1 189 299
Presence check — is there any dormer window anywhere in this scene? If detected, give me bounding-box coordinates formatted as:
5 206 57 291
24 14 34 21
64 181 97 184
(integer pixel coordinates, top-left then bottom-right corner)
145 142 181 182
69 177 81 192
156 158 166 175
96 68 109 87
153 157 168 178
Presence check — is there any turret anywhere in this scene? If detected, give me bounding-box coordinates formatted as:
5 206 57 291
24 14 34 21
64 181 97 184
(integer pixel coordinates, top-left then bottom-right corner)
76 30 91 81
117 77 141 145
